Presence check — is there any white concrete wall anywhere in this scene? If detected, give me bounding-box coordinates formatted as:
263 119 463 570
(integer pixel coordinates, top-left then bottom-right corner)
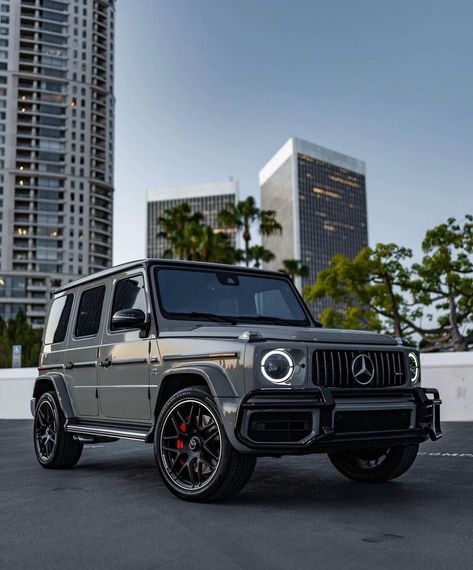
421 352 473 421
0 368 37 419
0 353 472 420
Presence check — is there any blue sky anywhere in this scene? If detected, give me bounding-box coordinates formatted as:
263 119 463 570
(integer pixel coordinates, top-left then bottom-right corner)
114 0 472 264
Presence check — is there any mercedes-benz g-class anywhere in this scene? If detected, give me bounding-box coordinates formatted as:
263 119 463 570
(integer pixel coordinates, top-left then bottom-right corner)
32 259 442 501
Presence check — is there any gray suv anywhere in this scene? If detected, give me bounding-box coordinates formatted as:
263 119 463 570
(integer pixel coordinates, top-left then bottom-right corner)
32 259 442 502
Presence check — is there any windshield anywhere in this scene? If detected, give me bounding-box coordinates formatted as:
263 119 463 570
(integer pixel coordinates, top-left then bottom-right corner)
154 267 312 326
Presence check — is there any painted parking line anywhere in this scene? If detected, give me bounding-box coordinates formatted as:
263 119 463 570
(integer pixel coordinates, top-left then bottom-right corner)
418 451 473 458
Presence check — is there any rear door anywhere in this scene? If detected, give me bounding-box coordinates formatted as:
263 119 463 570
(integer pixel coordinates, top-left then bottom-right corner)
66 283 108 417
98 270 151 420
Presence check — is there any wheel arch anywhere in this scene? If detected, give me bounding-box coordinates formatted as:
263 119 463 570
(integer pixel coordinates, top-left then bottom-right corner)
147 365 237 442
32 373 74 419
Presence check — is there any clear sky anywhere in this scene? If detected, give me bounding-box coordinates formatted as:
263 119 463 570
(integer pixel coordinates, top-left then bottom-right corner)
113 0 472 264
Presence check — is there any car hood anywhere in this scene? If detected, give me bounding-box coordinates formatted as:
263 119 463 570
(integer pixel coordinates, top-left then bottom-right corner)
159 325 397 346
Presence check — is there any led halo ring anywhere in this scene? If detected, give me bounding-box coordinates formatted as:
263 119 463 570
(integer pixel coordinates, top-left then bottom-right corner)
408 352 420 383
261 349 294 383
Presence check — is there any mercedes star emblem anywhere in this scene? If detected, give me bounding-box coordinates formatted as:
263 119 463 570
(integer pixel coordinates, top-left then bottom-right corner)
351 354 375 385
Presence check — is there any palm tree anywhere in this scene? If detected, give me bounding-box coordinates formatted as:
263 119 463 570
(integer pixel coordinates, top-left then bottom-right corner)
279 259 310 282
194 226 240 265
217 196 282 267
158 204 204 260
248 245 275 268
158 204 240 264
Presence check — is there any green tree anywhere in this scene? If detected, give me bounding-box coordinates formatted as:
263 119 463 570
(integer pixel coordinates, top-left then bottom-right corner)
158 203 204 260
279 259 310 282
304 216 473 351
0 312 43 368
217 196 282 267
409 216 473 351
304 244 422 339
158 204 239 264
248 245 275 268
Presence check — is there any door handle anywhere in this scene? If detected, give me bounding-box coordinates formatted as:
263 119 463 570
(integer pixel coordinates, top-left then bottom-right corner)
64 362 74 370
99 358 112 368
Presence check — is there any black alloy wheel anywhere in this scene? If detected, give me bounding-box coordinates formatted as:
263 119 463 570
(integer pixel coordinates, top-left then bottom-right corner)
155 387 256 502
160 398 222 490
328 444 419 482
33 391 83 469
35 397 58 462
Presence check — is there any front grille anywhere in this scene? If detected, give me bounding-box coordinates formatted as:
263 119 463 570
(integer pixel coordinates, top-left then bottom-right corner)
334 410 411 433
248 411 312 443
312 350 406 388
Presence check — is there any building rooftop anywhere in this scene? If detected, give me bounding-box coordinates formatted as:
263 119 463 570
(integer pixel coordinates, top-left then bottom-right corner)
259 137 366 186
147 180 239 202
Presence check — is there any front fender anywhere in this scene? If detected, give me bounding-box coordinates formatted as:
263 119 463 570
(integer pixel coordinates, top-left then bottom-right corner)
162 363 238 397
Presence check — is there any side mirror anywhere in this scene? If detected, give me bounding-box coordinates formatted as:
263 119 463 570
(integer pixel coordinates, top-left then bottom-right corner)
111 309 148 330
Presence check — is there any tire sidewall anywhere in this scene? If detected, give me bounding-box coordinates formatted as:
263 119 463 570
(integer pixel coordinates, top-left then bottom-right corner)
154 387 234 501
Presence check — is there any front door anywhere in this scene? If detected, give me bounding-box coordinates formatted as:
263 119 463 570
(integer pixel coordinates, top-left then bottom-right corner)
98 272 151 420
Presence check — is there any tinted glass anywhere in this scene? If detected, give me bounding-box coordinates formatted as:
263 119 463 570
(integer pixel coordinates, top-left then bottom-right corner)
75 286 105 337
155 268 309 326
111 275 147 330
44 293 73 344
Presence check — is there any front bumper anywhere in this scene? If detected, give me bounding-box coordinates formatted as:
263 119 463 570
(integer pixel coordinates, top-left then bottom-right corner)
235 386 442 455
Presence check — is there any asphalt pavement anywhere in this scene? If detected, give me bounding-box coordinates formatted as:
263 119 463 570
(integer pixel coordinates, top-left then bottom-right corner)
1 421 472 570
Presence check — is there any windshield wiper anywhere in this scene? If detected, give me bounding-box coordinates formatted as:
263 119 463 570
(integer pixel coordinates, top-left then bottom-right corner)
169 311 237 324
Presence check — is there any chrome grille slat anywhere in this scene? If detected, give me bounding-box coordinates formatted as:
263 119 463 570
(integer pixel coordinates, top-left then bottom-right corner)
312 350 407 388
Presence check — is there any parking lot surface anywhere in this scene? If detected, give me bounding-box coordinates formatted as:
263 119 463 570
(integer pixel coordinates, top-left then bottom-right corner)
1 421 472 569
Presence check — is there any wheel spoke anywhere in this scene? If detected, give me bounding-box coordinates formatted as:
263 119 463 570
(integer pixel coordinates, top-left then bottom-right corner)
203 429 219 445
170 416 185 435
188 458 196 487
203 445 219 462
187 404 195 427
162 445 179 453
162 434 179 441
199 456 214 471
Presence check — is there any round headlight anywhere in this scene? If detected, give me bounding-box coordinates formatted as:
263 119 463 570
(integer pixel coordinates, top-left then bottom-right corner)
261 350 294 383
408 352 420 383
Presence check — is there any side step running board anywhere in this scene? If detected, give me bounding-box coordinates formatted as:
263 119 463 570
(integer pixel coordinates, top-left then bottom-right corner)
66 424 149 442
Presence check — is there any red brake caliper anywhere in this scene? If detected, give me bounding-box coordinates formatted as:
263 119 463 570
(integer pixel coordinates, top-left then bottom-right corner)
176 418 188 467
176 421 186 450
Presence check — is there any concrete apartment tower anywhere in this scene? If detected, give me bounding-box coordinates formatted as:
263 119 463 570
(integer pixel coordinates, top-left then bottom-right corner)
260 138 368 318
147 180 239 258
0 0 115 327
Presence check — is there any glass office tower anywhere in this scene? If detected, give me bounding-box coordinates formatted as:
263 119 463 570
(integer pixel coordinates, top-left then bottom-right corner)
260 138 368 318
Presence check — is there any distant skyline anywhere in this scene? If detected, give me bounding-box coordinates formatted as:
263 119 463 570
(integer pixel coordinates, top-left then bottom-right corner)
114 0 472 265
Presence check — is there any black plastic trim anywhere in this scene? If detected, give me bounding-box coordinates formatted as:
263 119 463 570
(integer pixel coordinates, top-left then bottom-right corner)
235 386 442 454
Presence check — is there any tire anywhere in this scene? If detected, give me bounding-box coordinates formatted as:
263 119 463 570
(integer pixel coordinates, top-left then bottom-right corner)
328 444 419 483
154 386 256 502
33 391 83 469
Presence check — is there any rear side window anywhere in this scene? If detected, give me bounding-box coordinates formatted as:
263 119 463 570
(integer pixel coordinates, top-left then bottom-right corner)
111 275 147 331
44 294 73 344
75 285 105 338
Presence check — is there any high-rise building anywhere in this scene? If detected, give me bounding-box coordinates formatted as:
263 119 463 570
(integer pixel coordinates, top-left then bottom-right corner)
147 180 239 258
0 0 115 327
260 137 368 317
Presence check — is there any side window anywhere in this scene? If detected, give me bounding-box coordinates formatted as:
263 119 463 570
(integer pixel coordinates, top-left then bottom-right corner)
111 275 147 331
44 294 73 344
75 285 105 338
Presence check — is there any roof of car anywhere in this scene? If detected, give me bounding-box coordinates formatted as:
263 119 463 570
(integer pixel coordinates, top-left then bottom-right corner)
53 258 287 295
